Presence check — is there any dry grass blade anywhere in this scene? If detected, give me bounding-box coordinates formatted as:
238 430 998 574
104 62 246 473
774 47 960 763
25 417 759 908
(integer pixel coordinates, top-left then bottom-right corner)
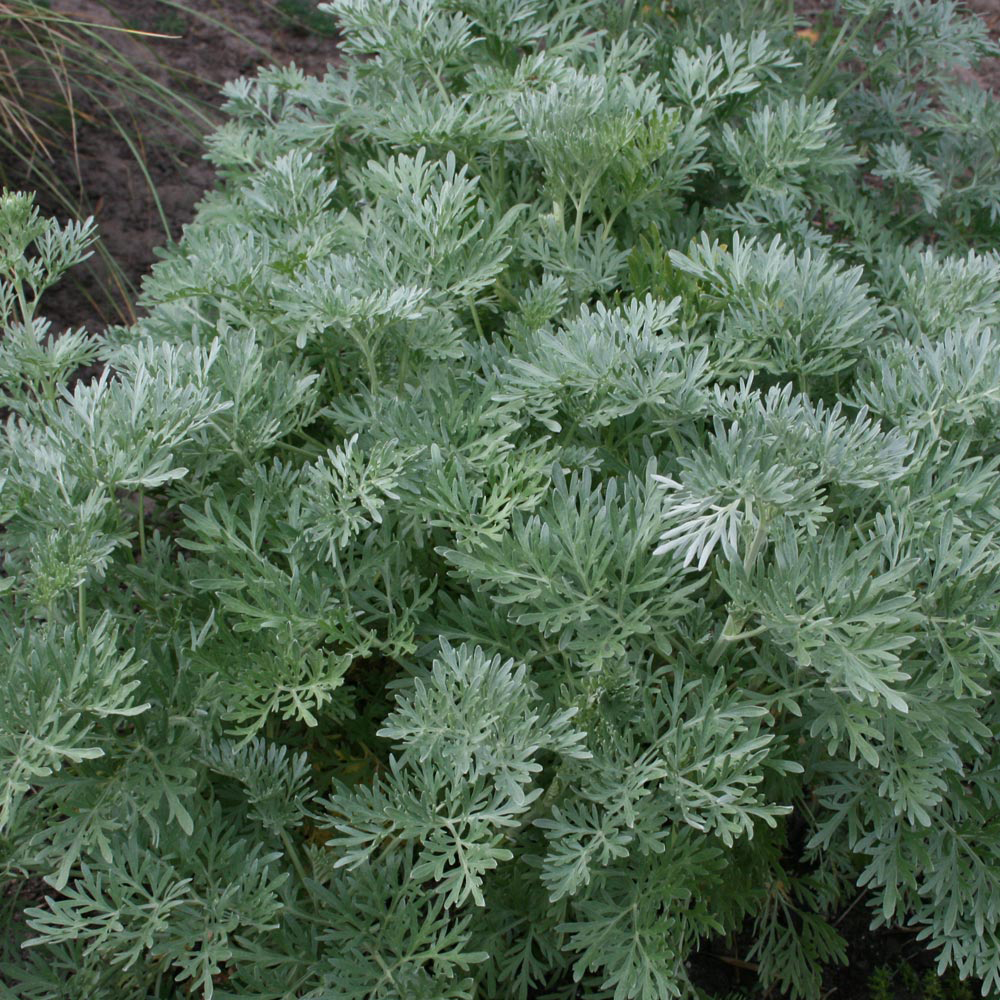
0 0 276 325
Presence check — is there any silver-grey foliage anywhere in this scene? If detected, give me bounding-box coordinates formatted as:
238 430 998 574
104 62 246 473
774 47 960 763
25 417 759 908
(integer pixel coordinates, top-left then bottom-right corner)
3 0 1000 997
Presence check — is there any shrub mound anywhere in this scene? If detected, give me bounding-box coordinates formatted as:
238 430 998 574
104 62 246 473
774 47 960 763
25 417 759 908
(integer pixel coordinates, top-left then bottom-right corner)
3 1 1000 997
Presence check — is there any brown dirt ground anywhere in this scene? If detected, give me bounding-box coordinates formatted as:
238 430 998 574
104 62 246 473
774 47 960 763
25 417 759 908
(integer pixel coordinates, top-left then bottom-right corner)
965 0 1000 89
2 0 339 334
794 0 1000 89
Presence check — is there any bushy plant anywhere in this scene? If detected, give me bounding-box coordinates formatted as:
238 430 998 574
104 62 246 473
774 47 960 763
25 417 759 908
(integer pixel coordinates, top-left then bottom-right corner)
3 1 1000 997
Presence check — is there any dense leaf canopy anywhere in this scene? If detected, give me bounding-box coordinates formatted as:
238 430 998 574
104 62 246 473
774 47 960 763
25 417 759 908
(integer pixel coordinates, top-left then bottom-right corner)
3 1 1000 997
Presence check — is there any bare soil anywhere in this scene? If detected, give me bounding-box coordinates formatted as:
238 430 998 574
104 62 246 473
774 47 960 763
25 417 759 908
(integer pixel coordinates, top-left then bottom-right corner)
966 0 1000 90
2 0 339 334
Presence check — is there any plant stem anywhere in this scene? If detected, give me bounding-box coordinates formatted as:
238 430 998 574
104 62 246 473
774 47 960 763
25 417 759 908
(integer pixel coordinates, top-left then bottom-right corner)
397 346 411 391
365 350 379 393
77 582 86 632
327 352 345 396
572 194 588 249
12 277 33 326
806 4 883 99
743 512 771 574
280 829 314 896
469 301 484 338
282 440 323 459
514 772 564 836
707 614 738 667
295 427 329 450
137 489 146 561
707 514 771 667
353 337 379 393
